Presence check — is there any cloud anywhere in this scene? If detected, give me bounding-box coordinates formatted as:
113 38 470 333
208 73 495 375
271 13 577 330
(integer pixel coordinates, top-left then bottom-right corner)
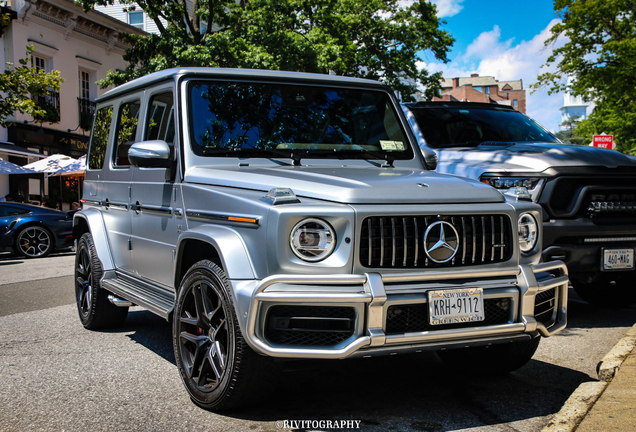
430 0 465 17
418 19 568 132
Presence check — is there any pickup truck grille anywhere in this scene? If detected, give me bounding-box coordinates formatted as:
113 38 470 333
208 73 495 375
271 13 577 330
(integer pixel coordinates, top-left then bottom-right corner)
360 215 512 268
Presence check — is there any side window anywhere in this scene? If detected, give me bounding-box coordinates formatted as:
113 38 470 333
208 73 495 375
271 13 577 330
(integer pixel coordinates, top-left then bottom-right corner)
88 106 113 170
0 205 29 217
113 100 141 167
145 92 175 145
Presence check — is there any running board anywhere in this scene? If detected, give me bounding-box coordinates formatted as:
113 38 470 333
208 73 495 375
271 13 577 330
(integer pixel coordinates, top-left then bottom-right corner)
101 271 175 319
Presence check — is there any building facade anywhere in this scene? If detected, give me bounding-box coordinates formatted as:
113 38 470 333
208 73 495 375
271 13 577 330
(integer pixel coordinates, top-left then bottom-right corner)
559 76 594 130
0 0 144 201
433 73 526 114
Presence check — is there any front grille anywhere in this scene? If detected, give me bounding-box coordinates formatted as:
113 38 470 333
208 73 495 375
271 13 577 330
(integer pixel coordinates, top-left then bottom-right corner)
360 215 512 268
546 177 636 219
534 288 557 325
264 306 356 346
385 298 512 334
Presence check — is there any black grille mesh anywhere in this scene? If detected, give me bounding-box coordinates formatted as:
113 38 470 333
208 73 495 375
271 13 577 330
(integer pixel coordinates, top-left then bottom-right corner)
534 288 556 325
385 298 511 334
360 215 512 268
265 306 356 346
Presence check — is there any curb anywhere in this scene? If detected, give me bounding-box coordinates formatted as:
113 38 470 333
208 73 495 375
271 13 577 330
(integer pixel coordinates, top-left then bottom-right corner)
597 324 636 382
542 323 636 432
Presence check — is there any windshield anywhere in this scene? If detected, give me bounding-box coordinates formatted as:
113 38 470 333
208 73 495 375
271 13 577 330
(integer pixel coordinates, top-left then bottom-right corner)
188 80 413 160
410 106 558 148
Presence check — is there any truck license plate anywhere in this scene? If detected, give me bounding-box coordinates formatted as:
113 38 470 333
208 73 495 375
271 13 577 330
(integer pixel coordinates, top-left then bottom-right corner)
428 288 485 325
602 248 634 271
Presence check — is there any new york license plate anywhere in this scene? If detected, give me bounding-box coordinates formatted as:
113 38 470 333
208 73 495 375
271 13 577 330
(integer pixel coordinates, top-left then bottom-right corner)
428 288 485 325
602 248 634 271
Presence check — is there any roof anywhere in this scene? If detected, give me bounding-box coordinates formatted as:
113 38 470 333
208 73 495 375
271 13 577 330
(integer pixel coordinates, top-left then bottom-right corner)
403 101 517 111
441 75 523 91
0 142 47 159
98 68 389 102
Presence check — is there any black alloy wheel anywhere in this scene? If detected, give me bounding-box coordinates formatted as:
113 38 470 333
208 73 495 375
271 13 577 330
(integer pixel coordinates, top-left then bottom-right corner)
16 226 53 258
174 260 276 410
75 233 128 329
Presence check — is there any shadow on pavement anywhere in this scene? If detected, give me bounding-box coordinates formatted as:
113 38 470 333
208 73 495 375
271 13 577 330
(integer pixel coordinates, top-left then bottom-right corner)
112 309 591 430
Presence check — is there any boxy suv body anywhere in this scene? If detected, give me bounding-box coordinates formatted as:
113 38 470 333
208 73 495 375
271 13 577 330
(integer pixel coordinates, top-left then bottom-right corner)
403 102 636 307
73 69 568 410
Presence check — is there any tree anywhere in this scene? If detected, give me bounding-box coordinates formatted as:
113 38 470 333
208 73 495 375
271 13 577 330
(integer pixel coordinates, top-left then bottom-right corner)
80 0 454 101
533 0 636 154
554 115 587 145
0 44 65 127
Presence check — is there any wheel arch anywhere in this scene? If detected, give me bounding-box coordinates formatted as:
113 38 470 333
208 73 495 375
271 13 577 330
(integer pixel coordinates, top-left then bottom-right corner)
174 226 256 291
73 209 115 271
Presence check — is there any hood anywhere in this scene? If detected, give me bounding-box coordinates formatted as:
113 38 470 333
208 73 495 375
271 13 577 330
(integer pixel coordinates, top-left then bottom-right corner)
183 165 505 204
435 142 636 177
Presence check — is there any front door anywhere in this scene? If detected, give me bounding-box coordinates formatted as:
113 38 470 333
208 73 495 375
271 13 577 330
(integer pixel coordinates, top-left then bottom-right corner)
130 90 180 288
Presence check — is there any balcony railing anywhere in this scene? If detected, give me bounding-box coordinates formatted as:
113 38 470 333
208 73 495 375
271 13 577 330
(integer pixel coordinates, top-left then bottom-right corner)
78 98 96 131
33 91 60 123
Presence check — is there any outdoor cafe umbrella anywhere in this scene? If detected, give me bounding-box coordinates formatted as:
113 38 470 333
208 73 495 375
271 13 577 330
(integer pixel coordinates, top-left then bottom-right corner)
0 158 36 174
24 154 79 209
50 155 86 202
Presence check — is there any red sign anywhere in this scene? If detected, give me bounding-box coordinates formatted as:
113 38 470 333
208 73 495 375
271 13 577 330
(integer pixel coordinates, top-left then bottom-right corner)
593 135 614 149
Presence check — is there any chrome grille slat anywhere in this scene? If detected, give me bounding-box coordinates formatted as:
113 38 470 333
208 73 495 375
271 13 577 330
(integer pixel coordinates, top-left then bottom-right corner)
380 218 384 266
471 216 476 264
360 214 512 268
413 217 419 266
391 217 396 267
500 216 504 260
491 216 495 261
402 218 408 267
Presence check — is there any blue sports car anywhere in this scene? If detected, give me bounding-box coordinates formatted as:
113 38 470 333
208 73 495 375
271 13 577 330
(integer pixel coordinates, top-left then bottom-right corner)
0 203 74 258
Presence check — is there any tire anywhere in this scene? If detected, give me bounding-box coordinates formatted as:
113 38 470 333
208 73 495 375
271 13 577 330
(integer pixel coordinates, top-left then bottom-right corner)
572 272 636 307
75 232 128 329
173 260 274 411
15 225 54 258
437 337 540 376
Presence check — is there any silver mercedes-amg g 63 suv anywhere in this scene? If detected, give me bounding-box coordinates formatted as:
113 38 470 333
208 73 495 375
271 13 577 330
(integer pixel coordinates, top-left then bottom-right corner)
73 68 568 410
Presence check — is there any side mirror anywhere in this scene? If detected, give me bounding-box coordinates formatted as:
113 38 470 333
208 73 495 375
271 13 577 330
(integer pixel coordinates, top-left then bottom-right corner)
420 147 438 171
128 140 172 168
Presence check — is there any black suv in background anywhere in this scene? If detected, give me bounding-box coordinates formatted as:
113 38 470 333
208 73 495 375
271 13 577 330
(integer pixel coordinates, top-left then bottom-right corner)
403 101 636 307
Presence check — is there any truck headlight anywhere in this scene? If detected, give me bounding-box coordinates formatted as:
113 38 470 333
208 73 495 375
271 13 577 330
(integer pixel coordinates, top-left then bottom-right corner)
482 176 541 190
518 213 538 253
290 218 336 262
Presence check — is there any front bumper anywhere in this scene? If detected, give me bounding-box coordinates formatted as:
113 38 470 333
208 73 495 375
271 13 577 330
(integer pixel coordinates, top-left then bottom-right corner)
542 218 636 273
232 261 568 359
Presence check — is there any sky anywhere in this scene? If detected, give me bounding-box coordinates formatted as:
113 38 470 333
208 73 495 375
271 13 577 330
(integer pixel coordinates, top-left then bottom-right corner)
418 0 567 132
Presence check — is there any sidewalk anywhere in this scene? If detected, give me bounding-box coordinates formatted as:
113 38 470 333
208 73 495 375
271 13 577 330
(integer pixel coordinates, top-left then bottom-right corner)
543 323 636 432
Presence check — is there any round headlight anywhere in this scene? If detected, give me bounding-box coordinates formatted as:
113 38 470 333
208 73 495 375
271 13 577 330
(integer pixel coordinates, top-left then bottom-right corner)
290 218 336 262
518 213 538 253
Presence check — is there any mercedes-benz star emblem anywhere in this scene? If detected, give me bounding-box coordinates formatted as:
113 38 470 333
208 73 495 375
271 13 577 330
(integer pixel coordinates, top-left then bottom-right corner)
424 221 459 263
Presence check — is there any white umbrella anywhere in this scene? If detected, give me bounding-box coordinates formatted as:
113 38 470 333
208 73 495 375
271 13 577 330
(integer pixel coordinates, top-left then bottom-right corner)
50 155 86 177
24 154 79 210
0 158 36 174
24 154 78 173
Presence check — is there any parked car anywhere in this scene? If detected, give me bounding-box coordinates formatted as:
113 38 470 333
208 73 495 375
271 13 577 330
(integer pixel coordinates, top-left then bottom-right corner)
74 68 568 410
0 202 74 258
402 101 636 306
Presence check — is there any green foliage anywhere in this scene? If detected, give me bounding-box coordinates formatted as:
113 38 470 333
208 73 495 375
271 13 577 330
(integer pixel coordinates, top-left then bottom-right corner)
0 45 65 127
554 115 587 145
80 0 454 101
533 0 636 154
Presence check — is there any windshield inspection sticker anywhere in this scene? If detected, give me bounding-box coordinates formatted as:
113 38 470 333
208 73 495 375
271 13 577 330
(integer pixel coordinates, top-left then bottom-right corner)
380 140 404 151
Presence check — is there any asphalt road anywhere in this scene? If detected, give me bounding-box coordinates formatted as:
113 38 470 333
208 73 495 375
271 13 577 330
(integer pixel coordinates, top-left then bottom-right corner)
1 253 634 432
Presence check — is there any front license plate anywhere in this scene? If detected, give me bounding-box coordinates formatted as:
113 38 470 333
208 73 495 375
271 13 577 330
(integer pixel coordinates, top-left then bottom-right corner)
428 288 485 325
602 248 634 271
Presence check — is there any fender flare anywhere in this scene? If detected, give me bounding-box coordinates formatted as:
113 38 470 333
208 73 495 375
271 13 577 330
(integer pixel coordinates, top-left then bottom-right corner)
73 209 115 271
175 225 256 282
